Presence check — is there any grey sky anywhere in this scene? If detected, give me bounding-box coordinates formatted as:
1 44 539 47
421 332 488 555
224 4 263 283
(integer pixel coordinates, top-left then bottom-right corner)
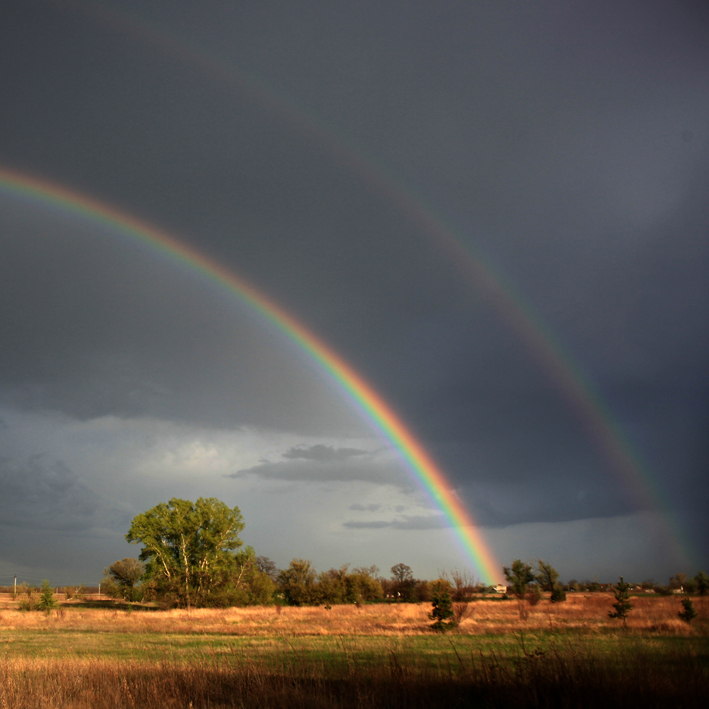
0 0 706 586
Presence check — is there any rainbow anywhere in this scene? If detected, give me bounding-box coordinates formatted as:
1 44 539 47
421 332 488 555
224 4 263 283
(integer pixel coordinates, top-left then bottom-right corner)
0 166 501 584
71 4 691 565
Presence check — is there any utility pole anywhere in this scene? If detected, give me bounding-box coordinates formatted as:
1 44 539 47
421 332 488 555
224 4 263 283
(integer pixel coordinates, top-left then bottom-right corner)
14 575 16 597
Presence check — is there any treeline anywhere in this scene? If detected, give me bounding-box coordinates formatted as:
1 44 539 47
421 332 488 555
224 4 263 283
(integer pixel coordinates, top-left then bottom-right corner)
103 556 480 608
96 497 708 610
561 571 709 595
103 554 709 610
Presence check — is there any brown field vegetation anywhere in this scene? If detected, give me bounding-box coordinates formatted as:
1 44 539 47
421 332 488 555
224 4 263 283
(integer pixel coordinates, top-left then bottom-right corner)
0 592 706 636
0 594 707 707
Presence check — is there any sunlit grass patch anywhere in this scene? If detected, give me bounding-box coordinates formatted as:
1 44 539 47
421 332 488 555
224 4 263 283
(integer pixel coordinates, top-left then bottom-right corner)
0 595 707 706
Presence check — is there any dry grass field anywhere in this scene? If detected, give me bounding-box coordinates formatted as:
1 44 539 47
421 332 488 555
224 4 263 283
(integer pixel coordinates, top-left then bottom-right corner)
0 594 707 707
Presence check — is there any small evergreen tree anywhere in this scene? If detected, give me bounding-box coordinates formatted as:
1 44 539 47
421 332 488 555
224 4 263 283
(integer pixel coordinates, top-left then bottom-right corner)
608 576 633 627
37 580 58 613
678 597 697 624
429 580 456 632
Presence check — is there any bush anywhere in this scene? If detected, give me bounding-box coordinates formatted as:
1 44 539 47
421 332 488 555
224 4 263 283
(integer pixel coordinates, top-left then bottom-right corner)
453 601 475 625
18 584 39 611
550 585 567 603
526 585 542 606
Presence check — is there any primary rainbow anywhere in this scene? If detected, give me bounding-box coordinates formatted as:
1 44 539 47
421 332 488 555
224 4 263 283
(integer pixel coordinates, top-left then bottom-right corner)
0 166 500 584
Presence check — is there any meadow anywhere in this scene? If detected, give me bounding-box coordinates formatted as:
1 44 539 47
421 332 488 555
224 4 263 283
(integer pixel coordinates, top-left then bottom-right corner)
0 594 707 708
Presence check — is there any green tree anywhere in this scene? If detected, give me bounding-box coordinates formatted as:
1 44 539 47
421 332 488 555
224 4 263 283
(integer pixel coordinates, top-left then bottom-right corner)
206 546 275 607
37 580 58 613
503 560 535 600
349 566 384 602
102 558 144 602
317 565 384 605
278 558 317 606
256 556 279 582
535 559 566 602
695 571 709 596
608 576 633 627
504 560 536 619
317 564 350 605
535 560 559 593
126 497 244 609
429 579 456 632
678 597 697 624
390 563 416 602
391 563 412 581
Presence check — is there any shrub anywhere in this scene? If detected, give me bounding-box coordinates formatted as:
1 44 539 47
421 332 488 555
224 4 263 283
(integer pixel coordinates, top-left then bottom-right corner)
678 597 697 624
526 585 542 606
453 601 475 625
18 584 39 611
550 584 567 603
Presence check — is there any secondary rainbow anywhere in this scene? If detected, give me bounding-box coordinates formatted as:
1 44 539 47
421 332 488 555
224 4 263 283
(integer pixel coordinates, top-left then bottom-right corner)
54 0 694 566
0 166 500 584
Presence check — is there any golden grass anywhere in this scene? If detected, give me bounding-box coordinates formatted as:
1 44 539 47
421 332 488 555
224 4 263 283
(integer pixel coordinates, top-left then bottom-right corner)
0 596 706 707
0 593 705 637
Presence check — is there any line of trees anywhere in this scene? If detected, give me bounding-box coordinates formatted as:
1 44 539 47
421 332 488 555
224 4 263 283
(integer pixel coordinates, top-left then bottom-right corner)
102 497 708 609
103 498 490 608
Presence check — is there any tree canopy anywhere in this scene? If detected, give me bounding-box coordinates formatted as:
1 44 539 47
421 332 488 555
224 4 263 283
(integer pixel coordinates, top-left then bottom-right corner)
126 497 245 608
535 560 559 593
103 558 144 601
503 560 535 600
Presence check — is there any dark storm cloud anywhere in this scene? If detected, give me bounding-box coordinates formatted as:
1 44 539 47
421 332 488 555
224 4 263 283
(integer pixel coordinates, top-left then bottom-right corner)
0 0 706 577
0 455 100 531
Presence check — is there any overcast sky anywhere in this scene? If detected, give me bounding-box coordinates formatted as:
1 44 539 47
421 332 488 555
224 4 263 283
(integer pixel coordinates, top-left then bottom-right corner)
0 0 707 586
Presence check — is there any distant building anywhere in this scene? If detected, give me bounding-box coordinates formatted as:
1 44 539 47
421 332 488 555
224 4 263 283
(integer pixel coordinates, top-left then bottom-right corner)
494 584 507 594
